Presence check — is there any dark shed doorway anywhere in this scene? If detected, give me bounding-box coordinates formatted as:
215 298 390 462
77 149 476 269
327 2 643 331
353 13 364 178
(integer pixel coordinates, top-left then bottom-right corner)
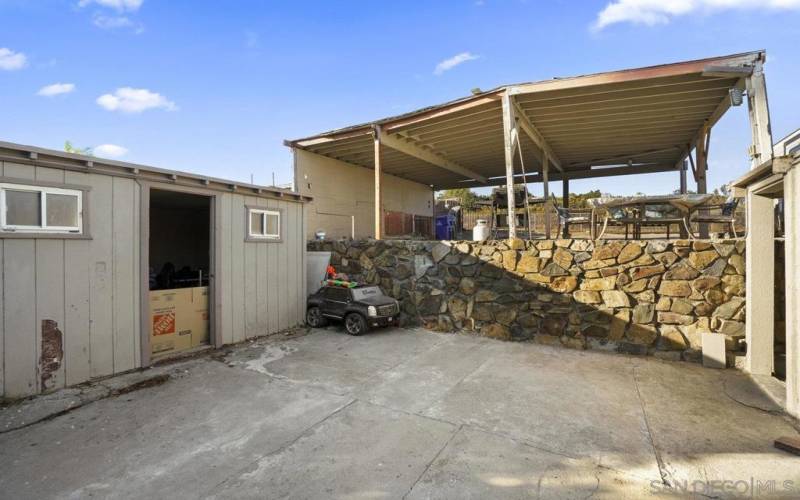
148 189 212 358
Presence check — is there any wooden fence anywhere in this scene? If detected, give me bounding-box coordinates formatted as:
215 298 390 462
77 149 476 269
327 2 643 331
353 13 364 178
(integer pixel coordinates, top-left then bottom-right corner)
384 211 433 238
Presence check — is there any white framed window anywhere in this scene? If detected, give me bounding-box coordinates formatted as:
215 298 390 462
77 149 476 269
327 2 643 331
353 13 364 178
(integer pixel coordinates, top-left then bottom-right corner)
0 183 83 234
248 208 280 240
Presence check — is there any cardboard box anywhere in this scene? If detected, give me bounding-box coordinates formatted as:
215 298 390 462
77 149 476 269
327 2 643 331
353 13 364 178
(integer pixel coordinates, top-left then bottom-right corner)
150 286 209 356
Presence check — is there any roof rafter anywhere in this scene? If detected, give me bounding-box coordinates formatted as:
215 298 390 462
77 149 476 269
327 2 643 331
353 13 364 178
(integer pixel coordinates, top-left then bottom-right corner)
377 128 488 184
511 97 563 172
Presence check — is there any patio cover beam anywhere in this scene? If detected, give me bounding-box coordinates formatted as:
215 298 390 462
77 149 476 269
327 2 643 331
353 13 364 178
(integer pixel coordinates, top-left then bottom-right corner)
506 51 760 96
377 129 488 184
455 162 680 189
746 57 773 168
511 98 563 172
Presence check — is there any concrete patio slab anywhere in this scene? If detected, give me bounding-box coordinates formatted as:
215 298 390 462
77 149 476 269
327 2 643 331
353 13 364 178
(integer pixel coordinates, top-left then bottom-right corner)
0 361 350 499
420 342 663 479
1 326 798 499
632 359 800 492
209 400 456 499
406 426 660 499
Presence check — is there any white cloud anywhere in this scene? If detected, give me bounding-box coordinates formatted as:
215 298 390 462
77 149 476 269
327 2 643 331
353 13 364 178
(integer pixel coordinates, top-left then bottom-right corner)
96 87 177 113
93 14 131 28
433 52 480 76
0 48 27 71
78 0 143 12
94 144 129 158
593 0 800 31
92 14 144 33
37 83 76 97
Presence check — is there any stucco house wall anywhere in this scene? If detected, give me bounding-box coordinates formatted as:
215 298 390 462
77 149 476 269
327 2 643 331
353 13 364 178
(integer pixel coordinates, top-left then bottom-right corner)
294 148 433 239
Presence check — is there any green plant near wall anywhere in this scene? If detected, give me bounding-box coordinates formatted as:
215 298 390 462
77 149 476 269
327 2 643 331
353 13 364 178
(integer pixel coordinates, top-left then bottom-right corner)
64 141 93 156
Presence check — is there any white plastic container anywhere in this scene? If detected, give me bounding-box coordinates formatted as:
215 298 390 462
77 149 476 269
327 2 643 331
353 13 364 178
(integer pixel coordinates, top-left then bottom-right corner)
472 219 490 241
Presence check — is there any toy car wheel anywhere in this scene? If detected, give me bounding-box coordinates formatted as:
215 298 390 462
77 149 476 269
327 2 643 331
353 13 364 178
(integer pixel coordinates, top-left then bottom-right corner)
306 306 327 328
344 313 367 336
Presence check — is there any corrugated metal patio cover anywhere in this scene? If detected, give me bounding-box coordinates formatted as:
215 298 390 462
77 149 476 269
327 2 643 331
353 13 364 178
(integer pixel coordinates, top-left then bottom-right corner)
287 51 763 189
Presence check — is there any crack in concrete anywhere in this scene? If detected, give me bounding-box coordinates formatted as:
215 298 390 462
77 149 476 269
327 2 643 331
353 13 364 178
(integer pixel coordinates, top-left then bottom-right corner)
207 398 358 495
631 362 671 488
402 424 463 500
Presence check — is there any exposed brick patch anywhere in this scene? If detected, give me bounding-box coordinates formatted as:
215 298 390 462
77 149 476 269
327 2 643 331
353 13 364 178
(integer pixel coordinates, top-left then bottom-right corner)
40 320 63 391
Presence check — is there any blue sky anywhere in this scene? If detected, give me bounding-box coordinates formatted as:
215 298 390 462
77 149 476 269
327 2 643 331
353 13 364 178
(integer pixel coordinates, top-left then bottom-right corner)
1 0 799 196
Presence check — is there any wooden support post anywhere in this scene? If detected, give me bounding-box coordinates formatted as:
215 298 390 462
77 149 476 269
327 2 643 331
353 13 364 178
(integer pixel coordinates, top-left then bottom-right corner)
695 126 709 238
562 178 569 238
373 126 383 240
746 58 773 169
679 160 688 238
679 160 688 194
542 152 550 239
501 92 518 239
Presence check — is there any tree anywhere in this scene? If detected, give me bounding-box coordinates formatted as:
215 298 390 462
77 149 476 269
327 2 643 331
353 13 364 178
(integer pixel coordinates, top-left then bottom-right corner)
437 188 482 209
64 141 93 156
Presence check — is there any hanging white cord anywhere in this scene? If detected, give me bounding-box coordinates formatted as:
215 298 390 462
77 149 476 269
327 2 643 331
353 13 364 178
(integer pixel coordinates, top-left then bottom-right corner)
516 138 533 240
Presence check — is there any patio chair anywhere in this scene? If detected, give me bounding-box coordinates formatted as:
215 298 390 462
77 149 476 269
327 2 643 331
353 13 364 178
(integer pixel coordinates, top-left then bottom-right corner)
689 196 740 238
550 194 590 238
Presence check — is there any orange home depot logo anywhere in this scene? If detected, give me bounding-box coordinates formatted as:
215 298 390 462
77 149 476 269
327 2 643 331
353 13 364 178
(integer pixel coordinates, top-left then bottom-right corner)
153 312 176 336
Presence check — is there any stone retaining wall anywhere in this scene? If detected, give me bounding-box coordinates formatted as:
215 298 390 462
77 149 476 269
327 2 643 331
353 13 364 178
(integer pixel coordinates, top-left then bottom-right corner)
308 238 746 362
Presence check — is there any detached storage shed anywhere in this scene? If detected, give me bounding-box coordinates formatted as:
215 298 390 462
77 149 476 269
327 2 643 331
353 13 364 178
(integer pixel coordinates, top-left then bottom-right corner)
0 141 309 399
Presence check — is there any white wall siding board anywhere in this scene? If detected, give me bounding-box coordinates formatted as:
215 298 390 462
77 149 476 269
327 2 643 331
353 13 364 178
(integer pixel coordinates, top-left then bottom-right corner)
276 199 293 330
87 174 115 378
253 198 266 333
243 197 259 338
132 182 141 366
63 171 92 386
64 238 91 385
290 203 302 326
1 162 4 396
111 177 137 373
265 199 278 333
231 194 246 343
0 238 4 396
220 193 234 345
3 241 37 397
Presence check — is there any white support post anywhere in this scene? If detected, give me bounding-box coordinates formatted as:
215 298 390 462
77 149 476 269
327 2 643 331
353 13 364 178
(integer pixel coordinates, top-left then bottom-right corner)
746 58 774 169
373 126 383 240
785 167 800 418
501 91 518 239
745 190 774 375
542 152 551 239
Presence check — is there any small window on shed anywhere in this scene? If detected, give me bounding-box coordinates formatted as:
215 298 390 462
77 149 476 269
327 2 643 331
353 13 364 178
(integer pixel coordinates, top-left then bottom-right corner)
248 208 280 240
1 183 83 234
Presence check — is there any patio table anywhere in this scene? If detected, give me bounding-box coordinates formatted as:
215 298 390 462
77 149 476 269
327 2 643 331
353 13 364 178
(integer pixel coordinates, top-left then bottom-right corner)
587 194 715 239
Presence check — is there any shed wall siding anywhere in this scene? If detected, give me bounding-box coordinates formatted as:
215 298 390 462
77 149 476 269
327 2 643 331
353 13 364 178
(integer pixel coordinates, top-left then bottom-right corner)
0 162 140 398
218 193 306 344
0 164 306 399
295 149 433 239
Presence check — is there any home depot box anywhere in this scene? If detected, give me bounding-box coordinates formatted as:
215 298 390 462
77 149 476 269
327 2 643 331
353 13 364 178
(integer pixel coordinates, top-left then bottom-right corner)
150 286 209 356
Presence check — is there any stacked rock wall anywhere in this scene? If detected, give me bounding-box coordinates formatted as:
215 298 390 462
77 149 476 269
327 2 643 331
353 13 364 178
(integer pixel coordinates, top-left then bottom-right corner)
308 238 746 362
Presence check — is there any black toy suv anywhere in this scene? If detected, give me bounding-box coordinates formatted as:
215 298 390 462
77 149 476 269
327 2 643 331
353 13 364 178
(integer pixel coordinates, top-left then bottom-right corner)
306 285 400 335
